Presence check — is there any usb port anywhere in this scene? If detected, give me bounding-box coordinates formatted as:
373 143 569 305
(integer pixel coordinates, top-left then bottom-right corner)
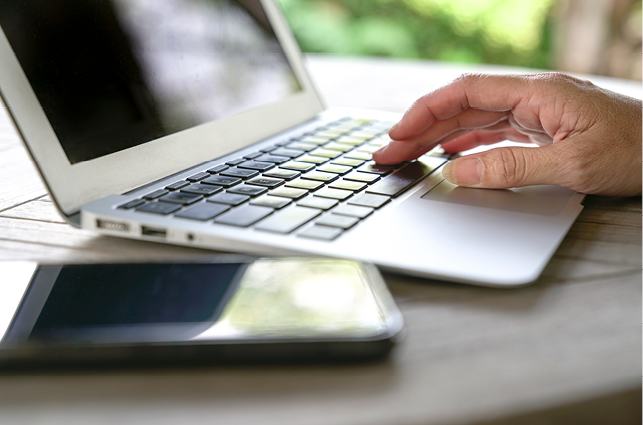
141 226 167 238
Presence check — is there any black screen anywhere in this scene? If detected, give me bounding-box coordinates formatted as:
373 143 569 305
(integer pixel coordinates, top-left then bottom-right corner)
9 263 244 343
0 0 301 164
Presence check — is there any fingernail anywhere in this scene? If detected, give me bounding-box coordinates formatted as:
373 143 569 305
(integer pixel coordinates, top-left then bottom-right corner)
388 122 400 135
442 158 483 186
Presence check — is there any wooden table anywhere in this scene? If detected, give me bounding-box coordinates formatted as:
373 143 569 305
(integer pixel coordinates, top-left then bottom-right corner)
0 56 640 425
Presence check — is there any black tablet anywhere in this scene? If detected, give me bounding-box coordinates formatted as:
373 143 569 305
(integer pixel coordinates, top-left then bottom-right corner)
0 257 403 368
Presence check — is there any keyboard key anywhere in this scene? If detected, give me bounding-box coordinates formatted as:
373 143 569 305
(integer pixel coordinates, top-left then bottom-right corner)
280 161 315 172
246 176 284 188
181 184 223 196
271 147 305 158
366 158 446 197
186 172 211 182
255 206 321 234
268 187 308 200
285 178 324 191
366 120 395 130
300 135 330 144
136 201 181 215
344 117 372 124
368 138 388 147
302 170 339 183
331 157 364 167
322 141 354 152
175 202 230 221
207 192 250 206
297 197 338 210
351 130 379 139
256 154 290 164
343 151 372 161
220 168 260 179
328 180 367 191
315 130 344 139
314 187 353 201
243 152 263 160
334 125 366 134
344 117 371 125
357 162 395 175
227 184 268 197
315 214 359 229
297 154 328 165
259 145 278 153
165 180 189 190
262 169 301 180
207 164 229 173
202 175 242 188
238 161 275 172
332 204 374 218
118 199 145 209
159 192 203 205
225 158 245 166
143 189 169 200
336 135 368 145
298 225 343 241
309 148 342 158
286 141 318 151
348 193 390 209
250 195 292 209
214 205 273 227
344 171 380 183
357 144 381 153
316 163 352 175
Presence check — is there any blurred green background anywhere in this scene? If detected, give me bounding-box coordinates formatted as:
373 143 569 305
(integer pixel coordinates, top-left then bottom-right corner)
277 0 642 80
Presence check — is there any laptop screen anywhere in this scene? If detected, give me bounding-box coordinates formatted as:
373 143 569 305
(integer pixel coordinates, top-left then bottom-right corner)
0 0 302 164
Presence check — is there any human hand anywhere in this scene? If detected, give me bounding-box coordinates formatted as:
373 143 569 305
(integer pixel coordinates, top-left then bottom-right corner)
372 73 642 196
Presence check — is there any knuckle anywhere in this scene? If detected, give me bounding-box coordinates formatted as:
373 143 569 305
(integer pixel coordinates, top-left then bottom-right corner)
540 71 573 82
534 72 596 90
500 148 526 186
454 72 484 87
483 148 526 187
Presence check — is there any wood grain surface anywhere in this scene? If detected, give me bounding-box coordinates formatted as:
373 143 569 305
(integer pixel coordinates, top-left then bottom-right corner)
0 56 640 425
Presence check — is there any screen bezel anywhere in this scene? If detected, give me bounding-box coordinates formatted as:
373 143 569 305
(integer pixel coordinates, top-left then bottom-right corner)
0 0 324 217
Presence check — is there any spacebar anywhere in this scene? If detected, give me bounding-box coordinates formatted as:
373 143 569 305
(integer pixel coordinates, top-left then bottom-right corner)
366 157 446 197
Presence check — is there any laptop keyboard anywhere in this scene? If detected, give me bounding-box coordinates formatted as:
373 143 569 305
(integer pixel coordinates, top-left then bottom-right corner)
117 117 449 241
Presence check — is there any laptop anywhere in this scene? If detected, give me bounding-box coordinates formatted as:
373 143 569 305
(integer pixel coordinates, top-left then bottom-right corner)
0 0 584 287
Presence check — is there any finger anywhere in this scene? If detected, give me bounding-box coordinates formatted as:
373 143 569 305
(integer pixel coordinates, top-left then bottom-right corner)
388 73 534 141
409 122 514 158
409 109 510 146
441 144 566 189
372 139 428 165
441 128 533 153
373 109 510 165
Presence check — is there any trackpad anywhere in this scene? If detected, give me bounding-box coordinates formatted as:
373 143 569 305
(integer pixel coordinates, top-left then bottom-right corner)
421 179 577 216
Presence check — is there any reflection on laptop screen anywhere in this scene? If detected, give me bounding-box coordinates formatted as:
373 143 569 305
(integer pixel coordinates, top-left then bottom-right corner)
0 0 302 164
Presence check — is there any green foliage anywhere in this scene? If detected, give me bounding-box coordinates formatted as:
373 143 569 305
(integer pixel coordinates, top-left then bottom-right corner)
277 0 557 69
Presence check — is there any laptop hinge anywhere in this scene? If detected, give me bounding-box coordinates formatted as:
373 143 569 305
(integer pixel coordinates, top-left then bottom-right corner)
63 211 81 228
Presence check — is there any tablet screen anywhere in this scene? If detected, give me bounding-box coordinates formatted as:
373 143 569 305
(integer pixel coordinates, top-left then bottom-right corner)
2 259 388 346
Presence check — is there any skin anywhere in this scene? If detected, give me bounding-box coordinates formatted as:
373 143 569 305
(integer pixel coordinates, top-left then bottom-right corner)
372 73 642 196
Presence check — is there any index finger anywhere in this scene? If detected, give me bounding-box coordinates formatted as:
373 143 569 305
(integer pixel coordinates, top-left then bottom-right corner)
388 73 534 141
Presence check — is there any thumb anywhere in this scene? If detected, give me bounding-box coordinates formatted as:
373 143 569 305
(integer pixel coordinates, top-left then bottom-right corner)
441 145 564 189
